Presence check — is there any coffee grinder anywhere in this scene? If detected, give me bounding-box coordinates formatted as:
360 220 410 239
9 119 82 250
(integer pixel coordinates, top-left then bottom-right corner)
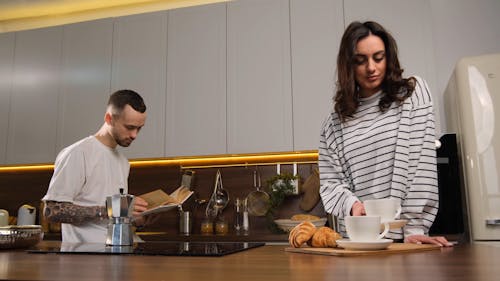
105 188 134 246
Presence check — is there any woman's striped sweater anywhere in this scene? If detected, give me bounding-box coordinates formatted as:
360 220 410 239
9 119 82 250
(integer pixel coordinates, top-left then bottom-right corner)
318 76 438 240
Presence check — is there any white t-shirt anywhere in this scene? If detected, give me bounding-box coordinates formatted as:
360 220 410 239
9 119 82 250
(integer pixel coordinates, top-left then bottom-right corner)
43 136 130 243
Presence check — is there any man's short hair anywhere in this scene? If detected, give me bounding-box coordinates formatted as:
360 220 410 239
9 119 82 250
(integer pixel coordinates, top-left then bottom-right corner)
108 89 146 116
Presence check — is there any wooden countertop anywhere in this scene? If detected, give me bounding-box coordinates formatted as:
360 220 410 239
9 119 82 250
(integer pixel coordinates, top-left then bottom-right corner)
44 232 291 243
1 241 500 281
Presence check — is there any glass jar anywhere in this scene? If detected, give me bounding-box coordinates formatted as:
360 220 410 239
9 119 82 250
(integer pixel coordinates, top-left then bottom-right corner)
215 218 228 235
200 219 214 235
234 198 243 232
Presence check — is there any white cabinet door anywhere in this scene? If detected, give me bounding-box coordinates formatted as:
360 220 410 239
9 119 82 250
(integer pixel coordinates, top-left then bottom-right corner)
7 27 62 164
166 4 226 157
290 0 344 151
111 11 167 159
56 19 113 152
0 33 15 164
227 0 293 154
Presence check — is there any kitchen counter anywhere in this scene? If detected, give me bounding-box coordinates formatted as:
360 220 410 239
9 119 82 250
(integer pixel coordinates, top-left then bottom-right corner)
1 241 500 281
43 232 290 243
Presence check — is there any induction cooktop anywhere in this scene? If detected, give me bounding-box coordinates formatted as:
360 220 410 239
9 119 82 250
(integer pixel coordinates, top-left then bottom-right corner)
27 241 265 257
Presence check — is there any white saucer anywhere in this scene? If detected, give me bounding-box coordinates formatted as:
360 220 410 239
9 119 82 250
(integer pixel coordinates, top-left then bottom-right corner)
381 219 408 230
336 238 393 250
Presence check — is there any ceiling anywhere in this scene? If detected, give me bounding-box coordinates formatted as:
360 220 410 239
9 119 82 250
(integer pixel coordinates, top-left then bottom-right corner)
0 0 229 33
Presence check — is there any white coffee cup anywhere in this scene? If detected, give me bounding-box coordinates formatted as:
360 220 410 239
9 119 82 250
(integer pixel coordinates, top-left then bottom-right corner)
0 209 9 226
364 198 402 222
345 216 390 242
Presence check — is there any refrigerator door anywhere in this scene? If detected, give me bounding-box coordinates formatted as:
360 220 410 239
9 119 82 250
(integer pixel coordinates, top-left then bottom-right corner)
444 53 500 241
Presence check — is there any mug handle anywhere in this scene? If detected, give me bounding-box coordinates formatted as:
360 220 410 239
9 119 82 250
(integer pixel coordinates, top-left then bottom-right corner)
378 221 390 239
394 204 402 219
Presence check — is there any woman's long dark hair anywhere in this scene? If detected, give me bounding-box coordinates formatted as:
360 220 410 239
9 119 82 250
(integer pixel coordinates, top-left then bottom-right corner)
334 21 415 122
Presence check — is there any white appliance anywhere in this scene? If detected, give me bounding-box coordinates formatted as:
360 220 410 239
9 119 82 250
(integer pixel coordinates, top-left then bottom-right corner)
444 53 500 243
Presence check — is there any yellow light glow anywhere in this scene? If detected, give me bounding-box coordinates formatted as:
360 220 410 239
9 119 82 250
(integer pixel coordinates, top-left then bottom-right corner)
0 0 232 33
0 150 319 172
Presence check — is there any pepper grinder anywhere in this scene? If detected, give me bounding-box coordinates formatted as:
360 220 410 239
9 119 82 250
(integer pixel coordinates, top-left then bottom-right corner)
234 198 243 233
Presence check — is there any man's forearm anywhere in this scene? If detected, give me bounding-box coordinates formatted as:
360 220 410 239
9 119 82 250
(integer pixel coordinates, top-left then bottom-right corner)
44 201 107 225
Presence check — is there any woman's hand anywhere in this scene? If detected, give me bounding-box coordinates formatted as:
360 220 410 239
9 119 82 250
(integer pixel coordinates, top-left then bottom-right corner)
350 201 366 216
405 234 454 247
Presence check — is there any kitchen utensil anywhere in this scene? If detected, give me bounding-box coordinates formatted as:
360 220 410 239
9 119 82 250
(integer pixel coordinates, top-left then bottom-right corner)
345 216 390 242
336 238 393 250
205 170 229 218
17 204 36 225
246 170 270 216
179 210 192 236
0 225 44 249
105 188 135 246
364 198 402 222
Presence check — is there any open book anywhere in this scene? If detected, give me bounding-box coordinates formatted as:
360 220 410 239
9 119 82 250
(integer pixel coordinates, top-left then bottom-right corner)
139 186 194 216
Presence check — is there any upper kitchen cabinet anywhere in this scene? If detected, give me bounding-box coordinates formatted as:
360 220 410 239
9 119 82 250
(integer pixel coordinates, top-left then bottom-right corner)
6 27 62 164
165 3 226 157
56 19 114 152
111 11 167 159
227 0 293 154
0 33 15 164
290 0 344 151
343 0 436 91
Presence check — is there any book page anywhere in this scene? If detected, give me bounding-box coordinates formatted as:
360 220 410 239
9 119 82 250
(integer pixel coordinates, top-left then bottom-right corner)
139 189 179 210
138 187 194 216
169 186 193 204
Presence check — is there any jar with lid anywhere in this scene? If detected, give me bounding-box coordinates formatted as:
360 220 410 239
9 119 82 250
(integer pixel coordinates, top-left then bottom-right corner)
215 217 228 235
200 219 214 235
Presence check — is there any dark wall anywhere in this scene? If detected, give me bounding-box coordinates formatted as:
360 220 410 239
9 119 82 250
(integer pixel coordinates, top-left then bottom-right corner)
0 162 325 235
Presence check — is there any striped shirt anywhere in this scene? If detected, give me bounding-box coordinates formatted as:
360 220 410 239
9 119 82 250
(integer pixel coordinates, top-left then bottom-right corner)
318 76 438 240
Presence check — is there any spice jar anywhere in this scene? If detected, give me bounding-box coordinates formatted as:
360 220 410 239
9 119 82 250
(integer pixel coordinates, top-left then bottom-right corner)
215 218 228 235
200 219 214 235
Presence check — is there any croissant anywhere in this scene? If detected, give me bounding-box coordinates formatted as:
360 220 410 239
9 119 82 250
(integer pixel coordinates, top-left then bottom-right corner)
307 226 342 248
288 221 316 248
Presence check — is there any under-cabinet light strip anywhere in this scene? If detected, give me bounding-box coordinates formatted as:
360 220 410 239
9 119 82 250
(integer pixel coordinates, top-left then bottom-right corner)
0 150 318 172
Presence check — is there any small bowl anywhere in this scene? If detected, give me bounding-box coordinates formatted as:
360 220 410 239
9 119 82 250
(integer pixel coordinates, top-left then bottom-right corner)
274 218 328 232
0 225 44 249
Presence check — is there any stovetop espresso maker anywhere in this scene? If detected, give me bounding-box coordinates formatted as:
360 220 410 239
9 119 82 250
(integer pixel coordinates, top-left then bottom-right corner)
105 188 134 246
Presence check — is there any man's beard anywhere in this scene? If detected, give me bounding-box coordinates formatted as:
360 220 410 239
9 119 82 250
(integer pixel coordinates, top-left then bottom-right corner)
112 131 132 147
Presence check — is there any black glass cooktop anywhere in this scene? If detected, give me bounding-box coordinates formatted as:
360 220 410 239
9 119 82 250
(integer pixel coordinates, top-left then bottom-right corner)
28 242 265 257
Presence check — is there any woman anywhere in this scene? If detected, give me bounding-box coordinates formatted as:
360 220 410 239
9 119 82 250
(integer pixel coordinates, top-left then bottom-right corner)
319 21 451 246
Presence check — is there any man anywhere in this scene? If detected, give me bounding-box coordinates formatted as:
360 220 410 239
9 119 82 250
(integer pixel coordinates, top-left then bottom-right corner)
42 89 149 243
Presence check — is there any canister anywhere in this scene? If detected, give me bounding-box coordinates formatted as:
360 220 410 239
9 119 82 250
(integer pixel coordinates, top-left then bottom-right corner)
179 211 192 235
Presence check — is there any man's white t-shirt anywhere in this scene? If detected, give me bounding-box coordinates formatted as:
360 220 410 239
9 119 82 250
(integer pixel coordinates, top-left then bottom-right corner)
43 136 130 243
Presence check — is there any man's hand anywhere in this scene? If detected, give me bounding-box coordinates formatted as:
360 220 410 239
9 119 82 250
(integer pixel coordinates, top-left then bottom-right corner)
350 201 366 216
405 234 454 247
131 196 149 227
132 196 149 216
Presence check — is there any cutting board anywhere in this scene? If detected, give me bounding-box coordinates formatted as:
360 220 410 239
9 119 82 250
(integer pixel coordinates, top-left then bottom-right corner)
285 243 441 257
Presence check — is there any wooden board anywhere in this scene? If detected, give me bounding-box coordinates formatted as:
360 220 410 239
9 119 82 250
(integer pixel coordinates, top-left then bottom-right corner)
285 243 441 257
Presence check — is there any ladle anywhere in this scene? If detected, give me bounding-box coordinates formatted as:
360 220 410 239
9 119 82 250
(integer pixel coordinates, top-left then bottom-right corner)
205 169 229 218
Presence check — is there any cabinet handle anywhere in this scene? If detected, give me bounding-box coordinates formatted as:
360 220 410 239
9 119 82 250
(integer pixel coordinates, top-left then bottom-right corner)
485 219 500 226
